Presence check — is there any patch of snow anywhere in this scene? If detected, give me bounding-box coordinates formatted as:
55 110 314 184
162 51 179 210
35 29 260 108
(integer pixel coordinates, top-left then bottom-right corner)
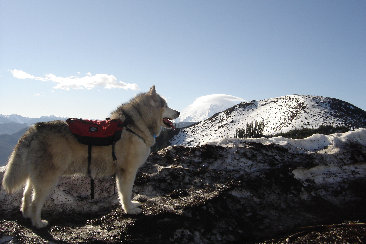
292 163 366 185
0 172 117 213
212 128 366 154
50 189 75 205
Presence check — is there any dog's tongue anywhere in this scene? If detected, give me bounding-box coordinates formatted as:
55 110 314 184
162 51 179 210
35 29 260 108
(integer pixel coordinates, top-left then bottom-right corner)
163 118 175 129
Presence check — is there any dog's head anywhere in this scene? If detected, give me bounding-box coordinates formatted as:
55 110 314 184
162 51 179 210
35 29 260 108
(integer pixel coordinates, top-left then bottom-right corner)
147 86 180 129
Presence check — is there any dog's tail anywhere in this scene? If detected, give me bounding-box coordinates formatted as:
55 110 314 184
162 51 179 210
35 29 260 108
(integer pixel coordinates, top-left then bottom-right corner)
2 131 32 194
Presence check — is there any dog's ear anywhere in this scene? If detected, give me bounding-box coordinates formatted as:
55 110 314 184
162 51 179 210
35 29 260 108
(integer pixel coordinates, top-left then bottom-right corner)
149 85 156 95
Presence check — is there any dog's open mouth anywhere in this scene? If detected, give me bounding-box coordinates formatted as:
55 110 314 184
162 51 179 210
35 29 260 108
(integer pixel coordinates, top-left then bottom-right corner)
163 118 175 129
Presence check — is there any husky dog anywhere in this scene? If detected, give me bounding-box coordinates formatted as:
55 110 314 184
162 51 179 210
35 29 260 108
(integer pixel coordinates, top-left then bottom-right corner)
2 86 179 228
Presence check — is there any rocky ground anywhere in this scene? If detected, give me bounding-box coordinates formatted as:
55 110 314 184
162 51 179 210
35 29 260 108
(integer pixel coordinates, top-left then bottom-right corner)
1 139 366 243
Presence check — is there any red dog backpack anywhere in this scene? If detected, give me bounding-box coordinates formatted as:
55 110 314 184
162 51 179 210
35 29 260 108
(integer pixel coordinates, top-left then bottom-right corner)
66 118 124 146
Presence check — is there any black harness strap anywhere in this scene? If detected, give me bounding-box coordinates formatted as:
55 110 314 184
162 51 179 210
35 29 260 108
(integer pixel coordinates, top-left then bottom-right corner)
126 127 146 144
87 143 118 200
112 142 117 161
122 110 147 144
87 142 118 200
87 144 95 200
90 178 95 200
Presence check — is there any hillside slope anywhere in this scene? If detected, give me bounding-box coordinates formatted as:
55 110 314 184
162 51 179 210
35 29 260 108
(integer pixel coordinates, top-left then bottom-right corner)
171 95 366 146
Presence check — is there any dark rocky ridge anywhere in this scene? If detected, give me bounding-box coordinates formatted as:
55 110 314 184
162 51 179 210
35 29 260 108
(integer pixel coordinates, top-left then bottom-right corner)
1 132 366 243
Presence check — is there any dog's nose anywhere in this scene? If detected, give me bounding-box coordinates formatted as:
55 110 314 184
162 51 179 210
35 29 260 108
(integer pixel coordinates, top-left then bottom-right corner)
177 111 180 117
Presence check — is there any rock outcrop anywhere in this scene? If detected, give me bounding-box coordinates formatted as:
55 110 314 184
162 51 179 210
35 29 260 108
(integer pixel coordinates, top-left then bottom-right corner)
1 130 366 243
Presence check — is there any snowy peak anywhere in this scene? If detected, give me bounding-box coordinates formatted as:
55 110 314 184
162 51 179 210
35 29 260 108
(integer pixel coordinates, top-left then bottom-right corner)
177 94 245 123
0 114 66 125
0 114 66 136
171 95 366 146
228 95 366 133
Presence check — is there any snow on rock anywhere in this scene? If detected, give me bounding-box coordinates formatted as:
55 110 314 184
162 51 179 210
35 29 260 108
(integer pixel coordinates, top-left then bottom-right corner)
213 128 366 154
0 168 118 214
172 95 366 146
292 164 366 185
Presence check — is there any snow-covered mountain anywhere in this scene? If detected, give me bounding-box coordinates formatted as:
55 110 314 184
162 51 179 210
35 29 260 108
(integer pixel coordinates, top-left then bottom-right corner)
176 94 245 123
171 95 366 146
0 114 65 125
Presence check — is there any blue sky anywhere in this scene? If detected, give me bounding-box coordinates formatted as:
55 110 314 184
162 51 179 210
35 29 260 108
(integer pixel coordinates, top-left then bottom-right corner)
0 0 365 119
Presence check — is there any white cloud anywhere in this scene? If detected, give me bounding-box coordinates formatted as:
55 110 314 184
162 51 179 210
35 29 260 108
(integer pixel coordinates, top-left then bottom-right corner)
10 69 139 91
11 69 37 80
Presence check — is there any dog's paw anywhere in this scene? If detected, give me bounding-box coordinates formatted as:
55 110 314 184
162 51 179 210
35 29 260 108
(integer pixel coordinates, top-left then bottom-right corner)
126 207 142 215
21 210 31 219
33 219 49 229
125 201 142 215
131 200 142 208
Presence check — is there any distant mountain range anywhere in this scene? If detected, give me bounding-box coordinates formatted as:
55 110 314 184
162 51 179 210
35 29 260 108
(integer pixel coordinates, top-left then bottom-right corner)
0 115 66 166
0 114 66 126
171 95 366 146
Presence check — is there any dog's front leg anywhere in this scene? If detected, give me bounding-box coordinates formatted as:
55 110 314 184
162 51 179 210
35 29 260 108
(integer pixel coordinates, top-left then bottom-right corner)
116 168 142 214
